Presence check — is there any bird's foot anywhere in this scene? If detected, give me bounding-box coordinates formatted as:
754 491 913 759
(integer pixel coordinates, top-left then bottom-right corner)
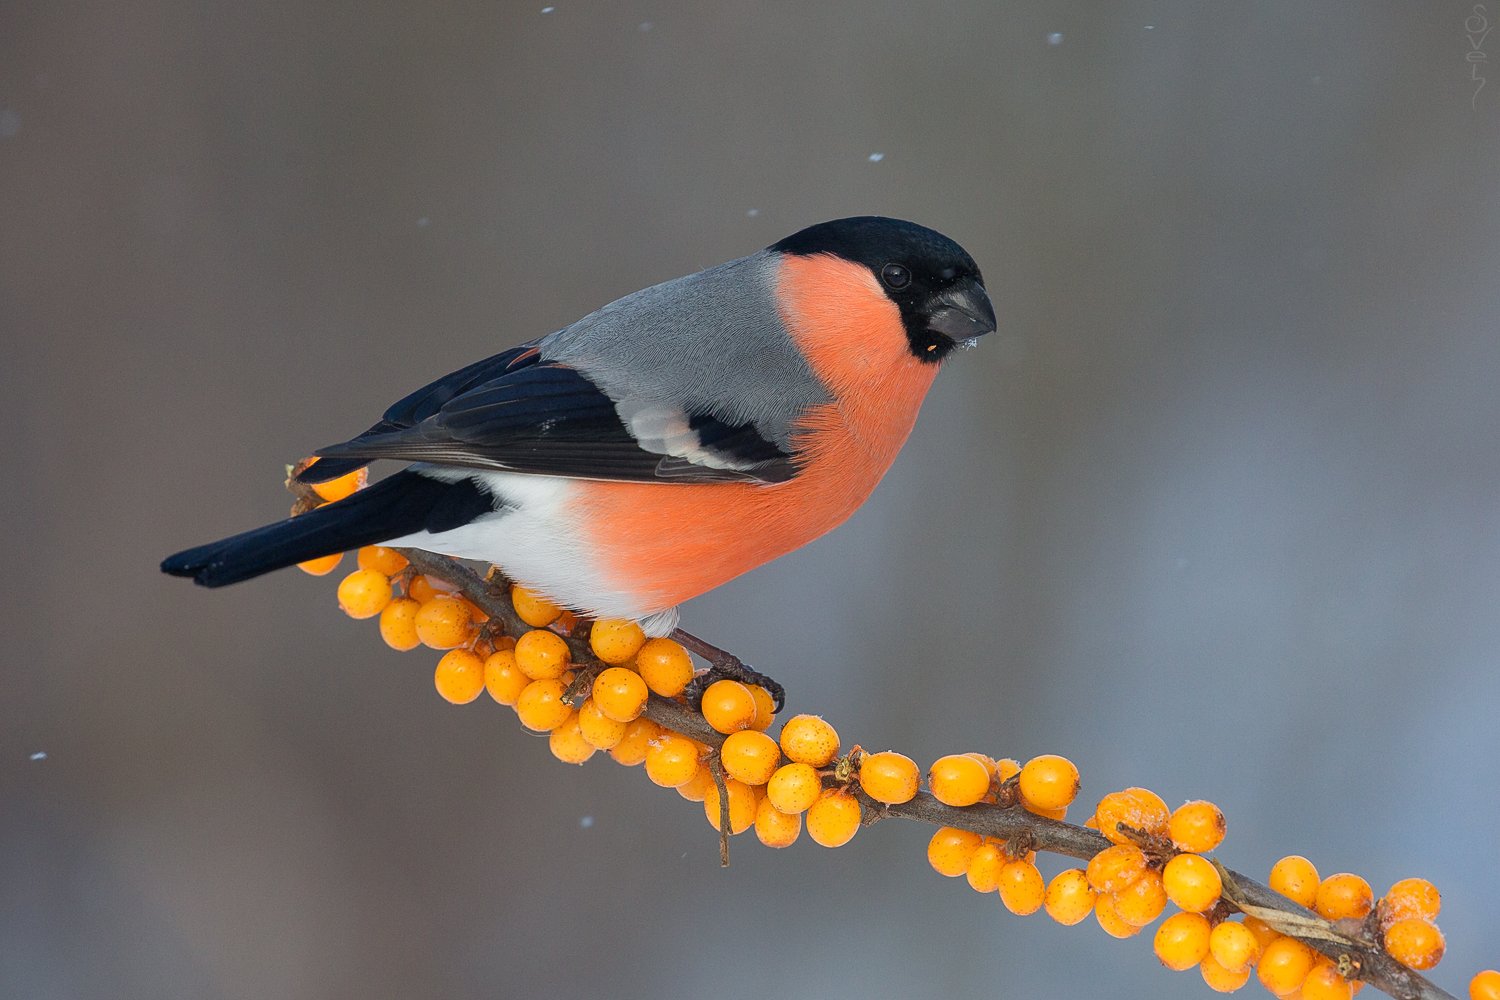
671 628 786 713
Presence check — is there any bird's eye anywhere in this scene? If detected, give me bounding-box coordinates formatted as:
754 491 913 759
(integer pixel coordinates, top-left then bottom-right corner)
881 263 912 290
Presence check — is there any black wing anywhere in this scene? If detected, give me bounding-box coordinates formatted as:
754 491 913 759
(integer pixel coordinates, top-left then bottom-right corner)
300 342 546 483
302 349 797 485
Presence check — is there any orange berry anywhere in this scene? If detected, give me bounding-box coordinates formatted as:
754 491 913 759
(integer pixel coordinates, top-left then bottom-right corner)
720 729 781 786
928 754 992 807
511 584 562 627
607 717 659 766
1244 916 1281 952
1258 936 1317 997
433 649 485 704
1044 869 1096 925
1114 868 1168 926
747 685 776 731
591 666 648 722
858 750 920 804
753 797 801 848
1163 853 1222 913
378 596 422 651
1028 804 1070 821
703 778 757 835
997 859 1045 915
1094 786 1170 844
1383 917 1444 970
675 765 715 802
644 733 702 788
994 757 1021 782
1200 953 1254 993
1018 754 1080 812
311 466 366 502
766 762 822 814
927 826 984 877
966 842 1005 893
1302 961 1354 1000
297 552 342 576
805 790 861 847
406 574 454 604
1269 855 1321 908
1132 785 1169 822
588 618 646 665
1209 920 1261 973
778 714 840 766
1471 970 1500 1000
634 638 694 696
483 649 529 705
337 568 393 619
701 680 757 734
548 712 595 764
1087 844 1148 894
1316 873 1374 921
1094 893 1143 938
414 596 474 649
1169 800 1226 853
356 545 408 576
1382 878 1440 924
576 698 627 749
1154 911 1212 970
515 678 571 732
514 628 570 680
963 752 999 789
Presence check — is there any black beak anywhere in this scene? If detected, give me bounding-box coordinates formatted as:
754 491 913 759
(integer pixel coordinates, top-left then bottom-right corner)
924 280 997 341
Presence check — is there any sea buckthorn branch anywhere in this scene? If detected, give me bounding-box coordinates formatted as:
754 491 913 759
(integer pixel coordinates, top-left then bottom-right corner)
285 464 1484 1000
850 790 1455 1000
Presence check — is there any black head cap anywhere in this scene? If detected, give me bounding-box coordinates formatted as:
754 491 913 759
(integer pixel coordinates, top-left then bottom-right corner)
770 216 995 362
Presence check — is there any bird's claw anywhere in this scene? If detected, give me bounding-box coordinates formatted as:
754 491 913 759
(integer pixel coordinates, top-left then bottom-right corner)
671 628 786 712
685 660 786 714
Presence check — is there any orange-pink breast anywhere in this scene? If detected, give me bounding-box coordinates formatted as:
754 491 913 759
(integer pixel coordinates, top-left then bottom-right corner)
571 253 939 611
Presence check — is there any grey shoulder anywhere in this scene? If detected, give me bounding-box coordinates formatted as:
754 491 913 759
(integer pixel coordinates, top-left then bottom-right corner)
539 251 828 451
540 252 776 352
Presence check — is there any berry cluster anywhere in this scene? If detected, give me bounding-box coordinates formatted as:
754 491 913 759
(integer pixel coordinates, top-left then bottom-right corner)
1261 856 1451 988
289 467 1493 1000
933 779 1473 1000
921 754 1078 914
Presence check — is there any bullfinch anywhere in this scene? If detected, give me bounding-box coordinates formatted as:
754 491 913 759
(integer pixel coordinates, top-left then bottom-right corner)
162 216 996 639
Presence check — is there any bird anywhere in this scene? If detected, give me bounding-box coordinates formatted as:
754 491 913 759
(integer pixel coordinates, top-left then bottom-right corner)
162 216 995 642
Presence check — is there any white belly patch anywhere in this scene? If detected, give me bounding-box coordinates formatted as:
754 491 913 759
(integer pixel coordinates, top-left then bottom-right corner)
382 469 667 627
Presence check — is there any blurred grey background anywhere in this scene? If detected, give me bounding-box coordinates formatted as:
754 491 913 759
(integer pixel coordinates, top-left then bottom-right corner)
3 3 1497 998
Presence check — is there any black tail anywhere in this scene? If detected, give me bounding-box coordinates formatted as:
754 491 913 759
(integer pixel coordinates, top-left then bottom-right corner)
295 455 373 484
161 471 495 587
